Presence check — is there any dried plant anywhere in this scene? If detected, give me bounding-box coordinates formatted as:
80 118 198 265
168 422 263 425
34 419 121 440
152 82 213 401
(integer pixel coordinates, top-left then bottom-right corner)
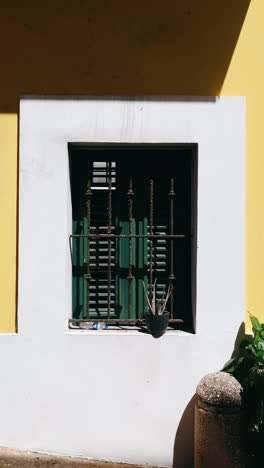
143 279 171 315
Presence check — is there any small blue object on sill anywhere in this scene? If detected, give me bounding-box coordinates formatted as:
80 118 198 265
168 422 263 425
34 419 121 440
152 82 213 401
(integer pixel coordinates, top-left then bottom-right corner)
79 321 109 330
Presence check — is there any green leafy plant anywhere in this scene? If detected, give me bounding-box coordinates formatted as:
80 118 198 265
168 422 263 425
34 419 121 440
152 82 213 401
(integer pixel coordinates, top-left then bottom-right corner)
143 280 171 315
223 314 264 464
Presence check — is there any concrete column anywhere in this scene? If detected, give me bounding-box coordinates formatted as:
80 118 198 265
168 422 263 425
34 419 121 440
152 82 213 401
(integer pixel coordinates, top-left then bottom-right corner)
195 372 245 468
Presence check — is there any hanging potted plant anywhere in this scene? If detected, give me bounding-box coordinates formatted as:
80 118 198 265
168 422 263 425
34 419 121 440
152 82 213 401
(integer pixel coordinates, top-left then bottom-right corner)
143 280 171 339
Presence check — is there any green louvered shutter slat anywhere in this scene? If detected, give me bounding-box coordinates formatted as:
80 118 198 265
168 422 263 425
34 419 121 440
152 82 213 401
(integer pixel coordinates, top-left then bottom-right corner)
71 155 89 320
72 218 85 319
117 161 149 321
117 164 136 320
88 189 116 319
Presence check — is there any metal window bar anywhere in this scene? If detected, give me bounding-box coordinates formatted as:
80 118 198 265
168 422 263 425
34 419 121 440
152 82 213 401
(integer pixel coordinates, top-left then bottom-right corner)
85 178 92 319
169 177 176 319
149 179 154 303
70 173 187 327
127 179 134 319
107 162 112 319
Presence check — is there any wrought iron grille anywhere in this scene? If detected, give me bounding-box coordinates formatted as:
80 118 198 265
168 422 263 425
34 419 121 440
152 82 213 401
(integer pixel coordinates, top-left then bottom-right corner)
69 147 194 330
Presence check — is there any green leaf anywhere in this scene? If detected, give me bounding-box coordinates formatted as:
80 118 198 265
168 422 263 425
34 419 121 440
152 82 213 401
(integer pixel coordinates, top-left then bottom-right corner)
253 331 262 346
256 348 264 364
239 338 252 349
245 343 258 356
250 315 262 333
257 341 264 350
222 357 238 372
238 357 245 365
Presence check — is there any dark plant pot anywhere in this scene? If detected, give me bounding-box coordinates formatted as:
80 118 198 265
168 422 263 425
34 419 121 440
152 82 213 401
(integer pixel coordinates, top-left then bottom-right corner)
145 311 170 339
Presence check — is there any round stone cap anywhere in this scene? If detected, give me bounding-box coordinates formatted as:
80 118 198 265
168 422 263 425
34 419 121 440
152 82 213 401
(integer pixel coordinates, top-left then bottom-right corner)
197 371 243 407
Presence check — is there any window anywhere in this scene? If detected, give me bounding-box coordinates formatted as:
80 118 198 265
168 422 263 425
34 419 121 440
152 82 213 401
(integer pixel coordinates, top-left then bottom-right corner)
69 144 197 331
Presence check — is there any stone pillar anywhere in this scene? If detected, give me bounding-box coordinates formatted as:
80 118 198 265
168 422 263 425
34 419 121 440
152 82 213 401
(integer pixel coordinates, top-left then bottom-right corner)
195 372 245 468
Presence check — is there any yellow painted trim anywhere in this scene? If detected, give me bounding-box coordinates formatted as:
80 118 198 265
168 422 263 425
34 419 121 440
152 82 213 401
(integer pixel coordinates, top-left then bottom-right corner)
0 114 17 332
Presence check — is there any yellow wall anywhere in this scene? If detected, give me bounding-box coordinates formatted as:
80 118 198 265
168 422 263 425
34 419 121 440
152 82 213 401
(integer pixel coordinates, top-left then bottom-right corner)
221 0 263 328
0 115 17 331
0 0 261 331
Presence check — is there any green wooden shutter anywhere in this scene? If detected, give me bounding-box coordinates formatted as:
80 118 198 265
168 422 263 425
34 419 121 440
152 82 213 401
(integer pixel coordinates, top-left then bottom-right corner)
72 160 119 321
116 160 149 321
72 156 171 322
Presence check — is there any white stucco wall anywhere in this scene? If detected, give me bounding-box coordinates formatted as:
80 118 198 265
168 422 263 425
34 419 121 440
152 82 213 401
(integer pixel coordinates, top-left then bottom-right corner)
0 97 245 466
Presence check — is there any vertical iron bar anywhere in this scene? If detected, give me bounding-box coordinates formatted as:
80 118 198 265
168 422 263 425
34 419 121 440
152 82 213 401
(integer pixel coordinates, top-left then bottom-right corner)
127 179 134 319
85 178 92 319
169 177 175 319
107 162 112 319
149 178 154 302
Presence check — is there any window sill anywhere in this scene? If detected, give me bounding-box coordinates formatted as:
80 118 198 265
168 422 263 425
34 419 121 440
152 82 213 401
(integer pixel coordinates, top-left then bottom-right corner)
66 327 193 337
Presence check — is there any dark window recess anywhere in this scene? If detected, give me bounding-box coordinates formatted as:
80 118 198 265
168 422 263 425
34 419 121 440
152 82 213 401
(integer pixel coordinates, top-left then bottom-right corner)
69 145 197 331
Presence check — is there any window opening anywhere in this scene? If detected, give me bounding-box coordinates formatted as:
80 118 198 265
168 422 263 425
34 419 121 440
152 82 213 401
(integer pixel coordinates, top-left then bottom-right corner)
69 145 197 331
